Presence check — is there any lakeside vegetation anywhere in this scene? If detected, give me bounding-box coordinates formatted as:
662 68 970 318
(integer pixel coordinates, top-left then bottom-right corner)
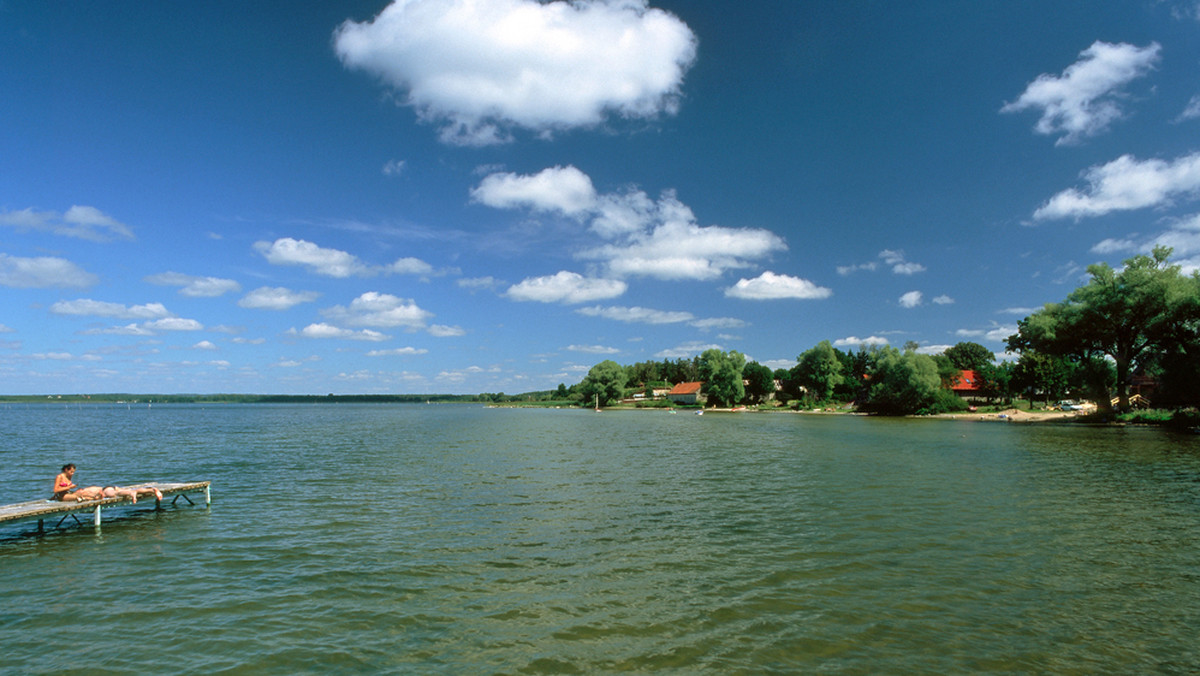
563 248 1200 425
7 249 1197 427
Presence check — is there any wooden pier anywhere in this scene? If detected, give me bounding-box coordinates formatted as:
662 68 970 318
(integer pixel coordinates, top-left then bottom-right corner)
0 481 211 533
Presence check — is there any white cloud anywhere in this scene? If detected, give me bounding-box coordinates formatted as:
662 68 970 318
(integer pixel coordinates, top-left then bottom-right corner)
254 238 369 278
879 249 925 275
239 286 321 310
1091 237 1141 254
725 271 832 300
144 317 204 331
471 165 597 215
193 341 218 350
591 190 657 239
253 237 434 279
567 344 621 354
838 250 924 276
957 323 1017 343
1178 95 1200 122
457 276 500 292
837 262 877 276
0 254 99 289
81 323 156 337
0 205 134 241
382 159 406 176
389 257 434 275
1035 152 1200 220
891 262 927 275
367 347 429 356
322 292 434 329
655 341 723 359
145 272 241 297
690 317 746 331
292 323 390 341
506 271 626 303
32 352 77 361
932 295 954 305
575 305 694 324
1088 213 1200 272
899 291 923 308
428 324 466 337
334 0 697 145
916 344 953 355
587 204 786 280
1001 41 1161 145
50 299 171 319
985 324 1017 342
475 169 786 281
833 335 889 348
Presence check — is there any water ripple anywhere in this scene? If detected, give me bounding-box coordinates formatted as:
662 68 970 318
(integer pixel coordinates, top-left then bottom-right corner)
4 406 1200 672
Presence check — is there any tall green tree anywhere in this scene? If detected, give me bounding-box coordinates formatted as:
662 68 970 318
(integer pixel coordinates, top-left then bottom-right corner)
697 349 746 407
578 360 628 408
743 361 776 404
1011 351 1072 406
861 347 944 415
1007 247 1199 410
944 342 994 372
794 340 845 402
975 361 1015 404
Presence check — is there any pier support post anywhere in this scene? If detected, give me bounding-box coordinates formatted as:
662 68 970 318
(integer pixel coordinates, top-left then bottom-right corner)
205 485 211 506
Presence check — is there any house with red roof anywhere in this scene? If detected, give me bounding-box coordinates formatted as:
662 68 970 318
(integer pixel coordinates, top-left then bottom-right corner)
667 381 706 405
950 369 981 400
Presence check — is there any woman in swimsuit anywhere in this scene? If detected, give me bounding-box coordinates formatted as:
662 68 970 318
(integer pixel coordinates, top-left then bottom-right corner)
52 464 78 501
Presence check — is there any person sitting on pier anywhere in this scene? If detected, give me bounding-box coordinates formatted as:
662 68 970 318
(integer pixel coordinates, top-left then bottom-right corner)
52 463 79 501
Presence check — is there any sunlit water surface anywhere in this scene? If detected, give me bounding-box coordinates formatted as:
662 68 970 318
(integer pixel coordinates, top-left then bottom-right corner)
3 404 1200 673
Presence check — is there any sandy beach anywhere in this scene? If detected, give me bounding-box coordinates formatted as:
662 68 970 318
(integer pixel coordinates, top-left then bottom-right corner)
935 408 1086 423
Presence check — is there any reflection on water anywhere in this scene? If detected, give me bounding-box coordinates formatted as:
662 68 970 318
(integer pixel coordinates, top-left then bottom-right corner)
3 405 1200 673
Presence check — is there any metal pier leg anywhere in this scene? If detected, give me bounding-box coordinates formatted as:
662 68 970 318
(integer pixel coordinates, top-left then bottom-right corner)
205 485 211 506
93 505 102 528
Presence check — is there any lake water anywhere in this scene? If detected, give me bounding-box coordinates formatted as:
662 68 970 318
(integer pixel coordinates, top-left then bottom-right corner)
3 404 1200 673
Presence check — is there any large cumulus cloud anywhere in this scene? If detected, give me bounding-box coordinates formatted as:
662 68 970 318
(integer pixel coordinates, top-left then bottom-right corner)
334 0 697 145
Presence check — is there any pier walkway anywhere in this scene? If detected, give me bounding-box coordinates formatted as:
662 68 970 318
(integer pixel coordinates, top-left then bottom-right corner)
0 481 211 532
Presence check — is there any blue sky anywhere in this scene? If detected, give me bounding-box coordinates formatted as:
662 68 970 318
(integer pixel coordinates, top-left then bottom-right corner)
3 0 1200 395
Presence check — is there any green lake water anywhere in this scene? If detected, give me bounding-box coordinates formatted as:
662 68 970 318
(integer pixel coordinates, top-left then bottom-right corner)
3 404 1200 673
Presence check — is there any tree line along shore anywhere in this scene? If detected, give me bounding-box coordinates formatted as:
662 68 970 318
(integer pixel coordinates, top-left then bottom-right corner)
7 249 1198 426
566 247 1200 426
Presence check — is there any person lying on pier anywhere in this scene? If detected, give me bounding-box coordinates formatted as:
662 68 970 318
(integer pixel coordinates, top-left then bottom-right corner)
102 485 163 504
63 485 165 503
64 485 106 501
52 463 79 501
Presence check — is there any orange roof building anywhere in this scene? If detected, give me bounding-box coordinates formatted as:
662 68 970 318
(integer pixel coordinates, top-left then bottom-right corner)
667 381 706 405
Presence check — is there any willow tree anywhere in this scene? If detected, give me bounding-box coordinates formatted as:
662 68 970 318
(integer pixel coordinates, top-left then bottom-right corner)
1007 247 1199 411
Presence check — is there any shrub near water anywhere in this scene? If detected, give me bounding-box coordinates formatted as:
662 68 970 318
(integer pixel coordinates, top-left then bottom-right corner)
861 348 969 415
